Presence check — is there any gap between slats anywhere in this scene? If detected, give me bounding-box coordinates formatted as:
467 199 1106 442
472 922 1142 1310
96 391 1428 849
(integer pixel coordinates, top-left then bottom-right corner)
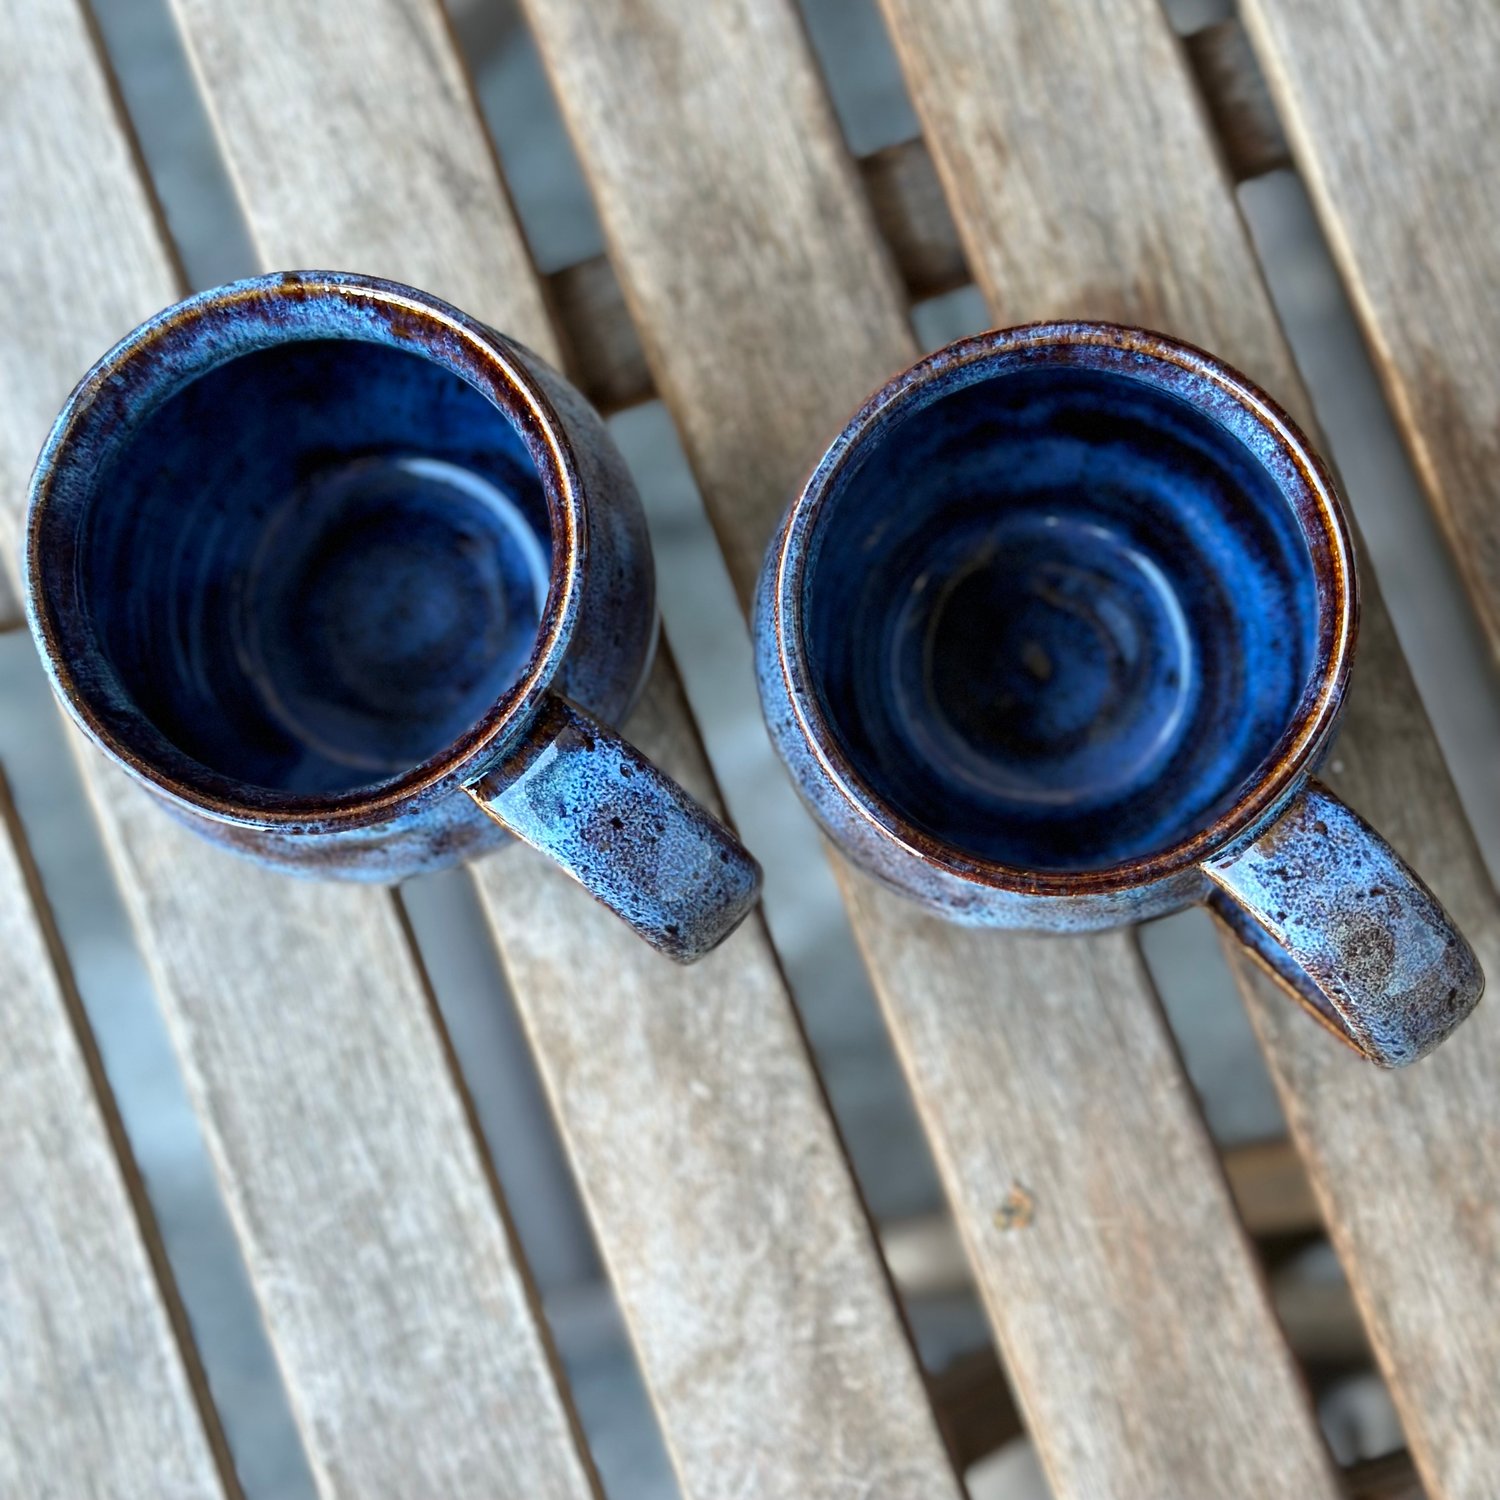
501 2 1346 1498
130 0 967 1496
3 4 606 1496
13 0 1471 1492
0 758 240 1499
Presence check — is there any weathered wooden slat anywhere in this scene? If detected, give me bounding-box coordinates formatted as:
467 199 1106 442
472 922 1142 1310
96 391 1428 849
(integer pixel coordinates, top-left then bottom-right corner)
1181 19 1290 184
517 1 1340 1495
166 0 961 1493
883 1138 1324 1302
0 6 221 1494
1350 1453 1427 1500
529 10 1289 423
1239 608 1500 1500
872 1 1500 1495
476 652 960 1493
0 1 177 623
91 765 601 1500
2 4 600 1495
1238 0 1500 665
0 577 19 632
0 769 233 1500
545 138 964 415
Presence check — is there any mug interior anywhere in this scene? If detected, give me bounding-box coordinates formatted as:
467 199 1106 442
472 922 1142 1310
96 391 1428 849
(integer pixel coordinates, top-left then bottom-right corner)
29 275 574 817
791 327 1350 879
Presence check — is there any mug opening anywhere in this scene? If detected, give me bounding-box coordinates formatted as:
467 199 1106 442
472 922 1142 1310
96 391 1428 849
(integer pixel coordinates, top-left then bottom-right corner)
776 322 1356 894
26 272 583 828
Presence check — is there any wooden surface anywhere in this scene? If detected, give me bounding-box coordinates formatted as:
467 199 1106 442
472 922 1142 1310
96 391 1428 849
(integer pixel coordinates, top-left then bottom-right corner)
883 1137 1323 1299
168 0 959 1493
0 7 222 1496
519 1 1340 1495
0 773 232 1500
870 0 1500 1495
94 769 601 1500
3 3 599 1495
0 0 176 624
477 655 960 1494
1240 0 1500 664
529 19 1287 424
1181 19 1289 184
4 0 1496 1493
1241 610 1500 1500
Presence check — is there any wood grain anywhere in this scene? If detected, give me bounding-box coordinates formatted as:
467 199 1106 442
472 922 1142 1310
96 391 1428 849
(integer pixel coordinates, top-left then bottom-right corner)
0 771 232 1500
3 3 599 1495
884 1138 1323 1301
0 7 223 1495
1239 0 1500 664
476 653 961 1494
1238 603 1500 1500
548 138 966 415
1181 19 1290 184
872 0 1500 1494
91 766 601 1500
0 0 178 610
532 65 1279 423
519 0 1339 1494
167 0 960 1492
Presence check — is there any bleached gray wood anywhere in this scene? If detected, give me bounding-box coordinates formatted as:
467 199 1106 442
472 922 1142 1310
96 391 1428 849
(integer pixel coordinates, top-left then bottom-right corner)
87 766 600 1500
0 772 231 1499
1240 608 1500 1500
518 0 1339 1495
166 0 959 1492
1239 0 1500 666
1 4 599 1495
872 0 1500 1494
0 0 179 607
476 653 962 1494
0 8 226 1496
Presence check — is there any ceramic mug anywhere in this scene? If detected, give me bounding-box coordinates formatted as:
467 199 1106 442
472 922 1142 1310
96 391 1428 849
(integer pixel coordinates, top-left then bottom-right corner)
756 322 1482 1064
26 271 760 961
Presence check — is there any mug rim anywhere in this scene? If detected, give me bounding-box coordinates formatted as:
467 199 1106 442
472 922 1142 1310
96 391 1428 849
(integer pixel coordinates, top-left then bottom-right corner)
25 270 586 831
770 320 1359 896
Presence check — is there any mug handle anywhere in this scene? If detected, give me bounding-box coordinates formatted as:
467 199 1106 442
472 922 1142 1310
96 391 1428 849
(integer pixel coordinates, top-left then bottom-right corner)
465 694 761 962
1204 779 1482 1066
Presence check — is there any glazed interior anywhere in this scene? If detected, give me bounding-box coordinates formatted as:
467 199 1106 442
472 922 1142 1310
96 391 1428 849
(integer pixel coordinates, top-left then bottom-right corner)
799 348 1337 873
38 329 555 800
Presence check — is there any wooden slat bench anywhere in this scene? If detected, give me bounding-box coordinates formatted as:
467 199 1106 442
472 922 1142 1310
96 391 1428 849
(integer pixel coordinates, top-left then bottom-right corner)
0 1 1493 1497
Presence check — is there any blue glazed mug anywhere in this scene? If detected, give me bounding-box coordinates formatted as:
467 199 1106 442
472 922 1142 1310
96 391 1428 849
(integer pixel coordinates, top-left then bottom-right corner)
26 271 760 961
756 323 1482 1064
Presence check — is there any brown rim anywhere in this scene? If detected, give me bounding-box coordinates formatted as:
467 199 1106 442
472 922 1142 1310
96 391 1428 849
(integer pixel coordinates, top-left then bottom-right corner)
773 321 1358 895
26 271 585 830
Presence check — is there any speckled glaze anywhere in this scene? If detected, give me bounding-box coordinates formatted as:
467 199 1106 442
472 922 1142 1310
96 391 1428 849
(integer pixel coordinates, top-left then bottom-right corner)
27 271 760 961
756 322 1481 1062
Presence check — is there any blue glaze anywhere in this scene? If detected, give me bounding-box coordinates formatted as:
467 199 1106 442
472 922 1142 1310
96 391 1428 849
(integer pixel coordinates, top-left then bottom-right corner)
1206 782 1481 1067
82 338 554 796
801 362 1320 870
757 322 1481 1059
473 697 760 960
27 272 760 960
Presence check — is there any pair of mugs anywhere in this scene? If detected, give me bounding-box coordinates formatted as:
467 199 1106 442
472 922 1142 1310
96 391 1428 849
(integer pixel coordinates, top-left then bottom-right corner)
26 272 1480 1065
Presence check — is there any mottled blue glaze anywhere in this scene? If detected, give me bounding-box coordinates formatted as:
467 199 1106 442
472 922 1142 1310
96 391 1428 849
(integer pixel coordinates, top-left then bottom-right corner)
27 272 760 960
474 697 759 961
758 322 1481 1059
799 360 1319 870
1207 783 1480 1066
